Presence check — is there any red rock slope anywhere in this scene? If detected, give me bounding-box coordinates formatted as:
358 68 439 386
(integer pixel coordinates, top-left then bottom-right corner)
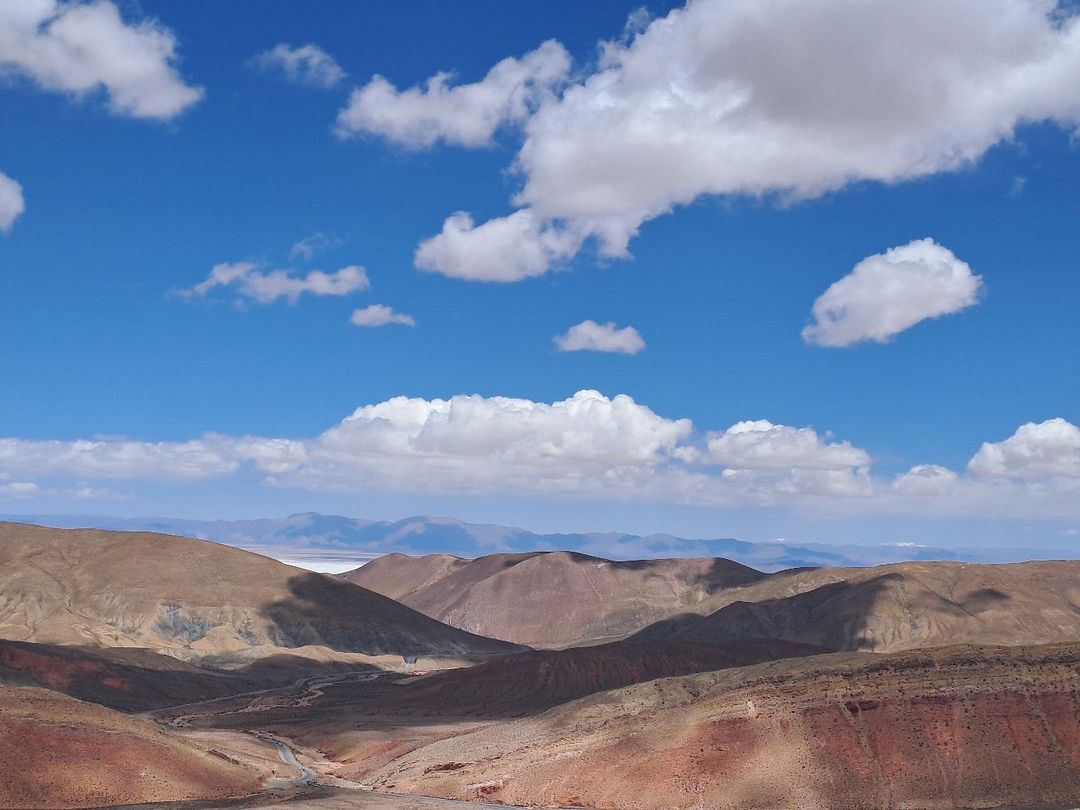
368 643 1080 809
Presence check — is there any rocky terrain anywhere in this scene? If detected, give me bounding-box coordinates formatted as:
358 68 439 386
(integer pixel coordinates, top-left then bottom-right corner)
358 638 825 717
351 551 1080 652
345 551 766 647
3 521 1080 809
0 521 521 664
631 561 1080 652
366 643 1080 809
0 638 377 711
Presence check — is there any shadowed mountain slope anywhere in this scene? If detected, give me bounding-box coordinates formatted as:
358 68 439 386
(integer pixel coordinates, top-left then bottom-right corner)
345 551 766 647
0 685 260 809
368 643 1080 810
351 551 1080 652
0 638 378 712
0 521 521 663
632 560 1080 652
363 638 826 717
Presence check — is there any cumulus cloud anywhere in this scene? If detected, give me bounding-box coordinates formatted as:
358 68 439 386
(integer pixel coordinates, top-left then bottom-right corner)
251 43 345 88
181 262 369 305
410 0 1080 279
3 393 1078 518
335 40 570 148
699 420 870 471
0 392 697 500
0 172 24 233
555 320 645 355
415 209 585 282
0 392 883 507
802 238 983 347
892 464 960 496
350 304 415 328
968 418 1080 479
879 422 1080 519
0 1 202 120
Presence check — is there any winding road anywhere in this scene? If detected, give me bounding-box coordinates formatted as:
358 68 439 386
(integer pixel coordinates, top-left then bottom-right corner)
261 734 318 787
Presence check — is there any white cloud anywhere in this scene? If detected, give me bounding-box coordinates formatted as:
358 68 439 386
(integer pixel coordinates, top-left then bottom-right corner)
698 420 870 471
892 464 959 496
802 238 983 347
181 262 369 305
410 0 1080 278
335 40 571 148
0 1 202 120
251 43 345 88
289 232 344 262
968 418 1080 479
0 391 697 500
0 172 24 233
3 395 1078 519
879 425 1080 519
415 209 585 282
0 436 238 480
555 320 645 355
350 304 415 328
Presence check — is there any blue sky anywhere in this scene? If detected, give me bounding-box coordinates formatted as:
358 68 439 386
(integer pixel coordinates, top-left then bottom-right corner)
1 0 1078 549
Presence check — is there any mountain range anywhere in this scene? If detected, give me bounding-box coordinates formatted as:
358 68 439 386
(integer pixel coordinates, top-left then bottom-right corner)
5 511 1075 571
4 518 1080 809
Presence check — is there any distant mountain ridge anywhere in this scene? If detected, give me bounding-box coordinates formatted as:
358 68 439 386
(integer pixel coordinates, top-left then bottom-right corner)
5 511 1075 571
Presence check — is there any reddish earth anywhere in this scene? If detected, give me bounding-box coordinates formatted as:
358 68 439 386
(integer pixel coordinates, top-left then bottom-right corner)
6 521 1080 809
365 638 826 717
351 551 1080 652
0 685 262 809
365 643 1080 809
0 638 379 711
151 640 822 734
345 551 766 647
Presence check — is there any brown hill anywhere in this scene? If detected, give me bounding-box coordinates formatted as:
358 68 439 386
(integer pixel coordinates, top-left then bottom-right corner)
367 643 1080 809
632 560 1080 652
350 551 1080 653
0 521 520 663
0 685 261 808
352 551 473 602
345 551 767 647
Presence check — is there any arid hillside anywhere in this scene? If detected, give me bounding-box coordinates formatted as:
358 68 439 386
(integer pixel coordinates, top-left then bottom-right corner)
0 522 521 663
0 638 379 711
175 638 824 732
345 551 766 647
347 638 826 718
0 685 262 809
350 551 1080 652
367 643 1080 810
633 560 1080 652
